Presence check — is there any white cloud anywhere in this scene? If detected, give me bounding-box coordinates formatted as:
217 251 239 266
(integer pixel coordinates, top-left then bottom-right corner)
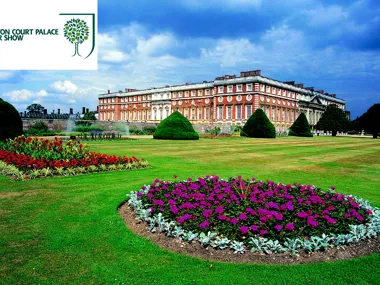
49 80 78 94
3 89 48 102
136 33 177 56
101 50 128 62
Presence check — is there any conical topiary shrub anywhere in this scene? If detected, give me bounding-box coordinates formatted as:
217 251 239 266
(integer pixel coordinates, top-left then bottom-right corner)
153 111 199 140
240 108 276 138
289 112 313 137
0 98 23 141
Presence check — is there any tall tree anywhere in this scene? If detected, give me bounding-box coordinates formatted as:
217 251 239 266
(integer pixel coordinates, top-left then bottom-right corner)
316 104 350 136
362 104 380 138
26 103 45 114
82 111 97 121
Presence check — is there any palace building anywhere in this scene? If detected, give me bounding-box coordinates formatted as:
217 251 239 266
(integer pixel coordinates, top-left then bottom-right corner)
97 70 347 132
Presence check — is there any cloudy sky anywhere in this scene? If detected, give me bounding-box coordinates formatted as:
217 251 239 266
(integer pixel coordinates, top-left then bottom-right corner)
1 0 379 118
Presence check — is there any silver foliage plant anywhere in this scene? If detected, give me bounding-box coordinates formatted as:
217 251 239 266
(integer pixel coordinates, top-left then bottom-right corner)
127 184 380 255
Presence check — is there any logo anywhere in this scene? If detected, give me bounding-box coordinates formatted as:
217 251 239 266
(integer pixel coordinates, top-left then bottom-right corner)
60 13 96 59
63 18 89 57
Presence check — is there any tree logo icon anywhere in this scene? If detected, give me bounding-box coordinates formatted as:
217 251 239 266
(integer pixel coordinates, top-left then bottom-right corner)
63 18 89 57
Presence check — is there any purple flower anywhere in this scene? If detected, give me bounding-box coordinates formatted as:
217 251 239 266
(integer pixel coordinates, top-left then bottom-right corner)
147 193 153 199
331 186 336 190
177 217 185 223
344 213 351 218
297 212 308 218
285 223 295 231
327 217 337 224
240 226 249 234
273 212 283 221
215 206 224 214
202 209 213 218
259 229 268 236
218 215 227 221
307 216 318 228
250 225 259 231
238 213 248 220
266 202 279 209
153 199 164 207
274 224 283 231
168 199 176 205
136 192 143 197
199 220 210 229
170 205 178 214
183 213 192 220
366 210 373 215
230 218 238 225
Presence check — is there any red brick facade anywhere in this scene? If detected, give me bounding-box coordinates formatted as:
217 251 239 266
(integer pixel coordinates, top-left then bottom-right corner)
98 70 346 132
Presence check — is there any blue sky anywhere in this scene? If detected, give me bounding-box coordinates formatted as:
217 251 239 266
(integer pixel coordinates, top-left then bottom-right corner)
1 0 379 118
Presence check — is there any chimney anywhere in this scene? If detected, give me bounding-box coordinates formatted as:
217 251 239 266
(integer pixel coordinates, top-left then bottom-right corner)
86 108 89 113
43 109 47 114
305 87 314 91
69 108 73 115
284 81 295 85
24 111 26 116
240 70 261 77
82 107 85 114
331 94 336 98
317 90 324 94
295 84 304 88
58 109 60 115
108 90 111 94
52 110 55 114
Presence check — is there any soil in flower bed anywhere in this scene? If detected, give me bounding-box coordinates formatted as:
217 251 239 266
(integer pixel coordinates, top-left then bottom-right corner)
118 202 380 264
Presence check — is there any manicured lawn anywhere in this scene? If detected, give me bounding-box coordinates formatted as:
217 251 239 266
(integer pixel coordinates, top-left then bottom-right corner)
0 136 379 284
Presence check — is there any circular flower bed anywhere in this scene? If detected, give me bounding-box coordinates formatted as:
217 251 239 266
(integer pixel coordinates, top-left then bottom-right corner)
128 175 380 254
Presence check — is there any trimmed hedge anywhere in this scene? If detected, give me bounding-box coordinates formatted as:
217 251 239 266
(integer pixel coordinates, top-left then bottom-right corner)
240 108 276 138
0 98 23 141
289 112 313 137
153 111 199 140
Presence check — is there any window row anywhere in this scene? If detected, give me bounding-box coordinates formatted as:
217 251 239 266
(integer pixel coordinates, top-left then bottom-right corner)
172 89 211 99
217 105 252 120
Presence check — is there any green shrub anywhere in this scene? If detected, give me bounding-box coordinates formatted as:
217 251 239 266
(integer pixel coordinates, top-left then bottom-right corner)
153 111 199 140
30 121 48 132
143 126 156 135
207 127 221 135
0 98 23 141
288 112 313 137
240 108 276 138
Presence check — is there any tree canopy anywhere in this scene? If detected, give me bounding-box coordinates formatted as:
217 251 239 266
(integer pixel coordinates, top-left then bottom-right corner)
361 104 380 138
240 108 276 138
289 112 313 137
316 104 350 136
0 98 23 140
82 111 97 121
26 103 45 114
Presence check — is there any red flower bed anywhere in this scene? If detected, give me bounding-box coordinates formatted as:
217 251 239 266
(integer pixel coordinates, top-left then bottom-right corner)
0 136 149 179
0 150 140 171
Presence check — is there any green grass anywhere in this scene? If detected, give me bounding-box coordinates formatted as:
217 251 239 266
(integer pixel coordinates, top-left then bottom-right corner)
0 136 380 284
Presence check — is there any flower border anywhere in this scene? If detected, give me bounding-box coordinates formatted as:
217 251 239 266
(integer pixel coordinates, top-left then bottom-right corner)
127 178 380 255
